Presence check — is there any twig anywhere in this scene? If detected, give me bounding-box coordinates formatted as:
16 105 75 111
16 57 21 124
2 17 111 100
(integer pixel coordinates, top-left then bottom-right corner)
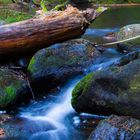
26 77 35 101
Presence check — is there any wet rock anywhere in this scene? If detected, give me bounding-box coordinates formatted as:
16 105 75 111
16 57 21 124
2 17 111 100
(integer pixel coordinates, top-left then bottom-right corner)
0 68 29 109
105 24 140 52
117 43 131 53
0 128 5 139
0 114 13 139
28 39 100 91
115 24 140 46
114 51 139 66
73 113 107 131
72 58 140 118
0 114 12 124
88 115 140 140
113 24 140 52
18 58 29 69
0 118 57 139
104 32 116 42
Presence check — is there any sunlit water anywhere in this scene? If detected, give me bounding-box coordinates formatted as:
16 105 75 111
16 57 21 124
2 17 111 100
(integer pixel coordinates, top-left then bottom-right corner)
1 6 140 140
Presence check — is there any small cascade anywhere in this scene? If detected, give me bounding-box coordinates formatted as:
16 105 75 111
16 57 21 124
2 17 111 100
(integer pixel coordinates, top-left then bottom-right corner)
18 55 121 140
19 77 82 140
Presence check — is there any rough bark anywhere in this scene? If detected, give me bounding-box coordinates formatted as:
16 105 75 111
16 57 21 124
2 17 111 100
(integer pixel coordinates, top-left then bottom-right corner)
0 5 101 57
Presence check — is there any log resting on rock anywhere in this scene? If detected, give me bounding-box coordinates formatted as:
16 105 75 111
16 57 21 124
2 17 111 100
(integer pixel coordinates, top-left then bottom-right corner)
0 5 106 57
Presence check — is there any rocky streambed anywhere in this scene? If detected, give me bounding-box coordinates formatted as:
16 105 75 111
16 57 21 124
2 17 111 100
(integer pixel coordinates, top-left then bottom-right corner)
0 5 140 140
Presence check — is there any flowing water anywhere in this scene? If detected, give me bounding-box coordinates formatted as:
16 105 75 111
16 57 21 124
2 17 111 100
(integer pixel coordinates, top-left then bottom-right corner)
2 6 140 140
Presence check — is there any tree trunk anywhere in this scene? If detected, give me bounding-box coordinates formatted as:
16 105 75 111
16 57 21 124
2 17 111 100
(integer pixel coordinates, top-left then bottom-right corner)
0 5 103 57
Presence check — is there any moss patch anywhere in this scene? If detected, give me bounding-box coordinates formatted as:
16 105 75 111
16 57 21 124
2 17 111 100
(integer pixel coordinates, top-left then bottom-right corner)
28 57 37 73
0 68 27 108
0 86 17 107
2 86 17 106
0 81 24 107
72 73 94 106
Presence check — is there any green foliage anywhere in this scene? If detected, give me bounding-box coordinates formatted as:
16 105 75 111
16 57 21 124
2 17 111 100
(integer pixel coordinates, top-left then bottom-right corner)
0 0 13 4
40 0 48 11
33 0 68 11
0 9 32 23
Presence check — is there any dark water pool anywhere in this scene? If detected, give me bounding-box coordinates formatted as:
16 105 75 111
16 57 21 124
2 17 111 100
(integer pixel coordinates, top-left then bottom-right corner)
83 6 140 44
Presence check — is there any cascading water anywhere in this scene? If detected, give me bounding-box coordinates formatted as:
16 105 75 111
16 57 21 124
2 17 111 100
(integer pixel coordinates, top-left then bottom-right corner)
18 50 122 140
19 77 82 140
15 16 126 138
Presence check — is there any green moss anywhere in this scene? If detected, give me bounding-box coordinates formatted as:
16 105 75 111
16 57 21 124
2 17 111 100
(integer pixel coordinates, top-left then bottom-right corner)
28 50 85 74
33 0 68 11
40 0 48 12
28 57 37 73
0 68 27 108
72 73 93 106
96 7 107 14
0 9 32 24
0 80 23 107
0 86 17 107
129 74 140 92
5 86 16 100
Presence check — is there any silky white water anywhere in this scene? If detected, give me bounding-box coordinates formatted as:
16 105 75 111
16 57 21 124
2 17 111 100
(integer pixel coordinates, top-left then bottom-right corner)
19 55 121 140
20 77 82 140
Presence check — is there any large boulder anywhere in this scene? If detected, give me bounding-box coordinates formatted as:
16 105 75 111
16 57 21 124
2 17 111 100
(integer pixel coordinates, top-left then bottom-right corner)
105 24 140 51
0 68 29 109
28 39 100 91
88 115 140 140
72 58 140 118
115 24 140 46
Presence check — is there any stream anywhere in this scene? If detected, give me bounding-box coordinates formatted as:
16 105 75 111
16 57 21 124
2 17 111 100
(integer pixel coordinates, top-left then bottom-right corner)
1 6 140 140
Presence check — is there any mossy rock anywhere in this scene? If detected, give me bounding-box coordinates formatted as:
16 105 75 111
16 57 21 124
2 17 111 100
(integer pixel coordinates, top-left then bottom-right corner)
115 24 140 46
72 73 94 106
0 68 28 108
72 58 140 118
28 39 100 91
88 115 140 140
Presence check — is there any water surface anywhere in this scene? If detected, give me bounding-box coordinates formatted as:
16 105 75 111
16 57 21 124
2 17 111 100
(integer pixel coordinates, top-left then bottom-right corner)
83 6 140 44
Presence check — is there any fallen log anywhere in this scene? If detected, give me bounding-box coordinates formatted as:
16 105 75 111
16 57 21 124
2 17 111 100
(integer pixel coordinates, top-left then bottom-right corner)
0 5 106 57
